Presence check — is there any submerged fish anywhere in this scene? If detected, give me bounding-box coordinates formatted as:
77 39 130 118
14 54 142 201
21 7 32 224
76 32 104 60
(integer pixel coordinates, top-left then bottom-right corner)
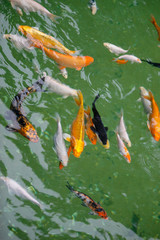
141 59 160 68
91 94 109 149
32 42 94 73
151 15 160 41
0 176 41 208
66 182 108 219
116 132 131 163
103 43 128 56
6 77 45 142
64 90 85 158
9 0 59 21
139 87 152 115
144 91 160 141
117 111 131 147
113 55 142 64
43 72 78 98
18 25 77 55
3 34 33 50
84 106 97 145
53 113 68 170
88 0 98 15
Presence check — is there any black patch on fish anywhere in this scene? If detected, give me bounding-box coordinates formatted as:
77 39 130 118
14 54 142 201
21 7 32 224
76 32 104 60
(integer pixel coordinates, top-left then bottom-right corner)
141 59 160 68
92 94 108 145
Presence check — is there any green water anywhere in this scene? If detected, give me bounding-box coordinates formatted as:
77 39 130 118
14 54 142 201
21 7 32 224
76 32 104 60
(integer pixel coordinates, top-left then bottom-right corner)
0 0 160 239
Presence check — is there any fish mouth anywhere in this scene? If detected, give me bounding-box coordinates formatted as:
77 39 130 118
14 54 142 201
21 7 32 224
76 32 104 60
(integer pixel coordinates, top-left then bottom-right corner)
103 140 110 149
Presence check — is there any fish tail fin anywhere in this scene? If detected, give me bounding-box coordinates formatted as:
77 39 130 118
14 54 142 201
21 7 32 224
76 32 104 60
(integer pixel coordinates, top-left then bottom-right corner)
93 94 100 105
66 181 74 192
151 15 156 25
49 13 62 23
74 90 83 106
71 49 82 56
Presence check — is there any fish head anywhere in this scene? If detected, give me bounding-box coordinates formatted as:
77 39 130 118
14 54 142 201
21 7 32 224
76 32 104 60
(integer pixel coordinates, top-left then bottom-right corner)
85 56 94 67
151 129 160 141
72 140 85 158
137 58 142 63
97 209 108 219
102 139 110 149
3 34 13 41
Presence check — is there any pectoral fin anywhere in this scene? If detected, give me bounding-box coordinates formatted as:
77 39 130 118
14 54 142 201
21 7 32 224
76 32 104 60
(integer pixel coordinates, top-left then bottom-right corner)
16 7 23 16
6 125 18 132
81 202 87 207
67 146 72 157
59 162 64 170
63 133 71 142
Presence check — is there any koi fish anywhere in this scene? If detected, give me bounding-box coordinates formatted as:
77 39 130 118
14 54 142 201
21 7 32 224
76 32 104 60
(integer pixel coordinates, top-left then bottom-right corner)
66 182 108 219
116 132 131 163
88 0 98 15
141 59 160 68
0 176 42 208
64 90 85 158
103 43 128 56
9 0 59 21
143 91 160 141
84 106 97 145
18 25 77 55
139 87 152 115
3 34 33 50
151 15 160 41
43 72 78 98
32 42 94 73
91 94 109 149
6 77 45 142
117 111 131 147
53 113 68 170
113 55 142 64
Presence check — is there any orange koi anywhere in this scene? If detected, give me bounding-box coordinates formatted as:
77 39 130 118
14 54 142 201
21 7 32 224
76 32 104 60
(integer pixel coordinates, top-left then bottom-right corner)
64 90 85 158
84 106 97 145
116 132 131 163
66 182 108 219
151 15 160 41
144 91 160 141
18 25 77 55
32 42 94 71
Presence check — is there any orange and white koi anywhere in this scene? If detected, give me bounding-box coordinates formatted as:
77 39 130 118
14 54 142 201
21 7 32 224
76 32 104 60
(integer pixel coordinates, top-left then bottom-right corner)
66 182 108 219
116 132 131 163
32 42 94 73
139 87 152 115
113 55 142 64
103 42 128 56
9 0 59 21
143 91 160 141
84 106 97 145
53 113 68 170
117 111 131 147
64 90 85 158
151 15 160 41
18 25 77 55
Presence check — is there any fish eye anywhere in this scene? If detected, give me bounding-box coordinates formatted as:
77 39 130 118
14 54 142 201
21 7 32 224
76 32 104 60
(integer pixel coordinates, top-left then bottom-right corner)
8 37 12 40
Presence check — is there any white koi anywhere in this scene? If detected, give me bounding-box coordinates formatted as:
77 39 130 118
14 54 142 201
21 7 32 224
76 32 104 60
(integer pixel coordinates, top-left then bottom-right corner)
3 34 33 50
116 132 131 163
139 87 152 115
0 176 42 208
117 111 131 147
9 0 59 21
43 73 78 98
113 54 142 63
53 113 68 169
103 43 128 56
